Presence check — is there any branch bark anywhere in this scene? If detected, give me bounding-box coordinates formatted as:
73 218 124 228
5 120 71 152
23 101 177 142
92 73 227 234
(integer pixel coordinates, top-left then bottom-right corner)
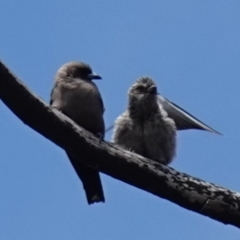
0 60 240 228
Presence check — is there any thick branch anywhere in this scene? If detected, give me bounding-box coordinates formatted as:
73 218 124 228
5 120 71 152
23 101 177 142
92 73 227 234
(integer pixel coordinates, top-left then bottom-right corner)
0 60 240 228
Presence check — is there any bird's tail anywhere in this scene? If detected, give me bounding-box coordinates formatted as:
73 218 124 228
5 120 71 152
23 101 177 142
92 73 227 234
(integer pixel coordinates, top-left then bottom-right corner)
67 153 105 204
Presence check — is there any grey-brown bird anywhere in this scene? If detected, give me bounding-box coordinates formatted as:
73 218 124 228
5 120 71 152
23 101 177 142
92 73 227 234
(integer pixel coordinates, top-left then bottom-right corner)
112 77 177 164
106 84 220 135
50 61 105 204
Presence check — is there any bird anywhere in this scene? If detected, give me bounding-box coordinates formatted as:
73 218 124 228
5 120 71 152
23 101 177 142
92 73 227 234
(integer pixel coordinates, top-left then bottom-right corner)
112 77 177 164
106 81 221 135
50 61 105 204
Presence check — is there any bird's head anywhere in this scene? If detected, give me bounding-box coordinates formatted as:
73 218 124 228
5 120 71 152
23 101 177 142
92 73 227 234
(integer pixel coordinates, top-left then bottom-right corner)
128 77 159 117
129 77 158 101
57 61 102 81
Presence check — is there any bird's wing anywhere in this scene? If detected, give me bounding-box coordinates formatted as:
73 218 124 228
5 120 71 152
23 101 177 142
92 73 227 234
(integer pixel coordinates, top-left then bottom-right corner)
98 92 105 113
49 85 55 105
158 95 221 134
49 82 61 108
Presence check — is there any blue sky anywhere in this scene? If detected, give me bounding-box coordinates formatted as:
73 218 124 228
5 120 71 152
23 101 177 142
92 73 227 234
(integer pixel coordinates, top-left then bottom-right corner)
0 1 240 239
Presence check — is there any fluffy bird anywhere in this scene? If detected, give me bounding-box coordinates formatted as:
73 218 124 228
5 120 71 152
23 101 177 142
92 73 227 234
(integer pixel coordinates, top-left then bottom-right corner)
50 61 105 204
107 85 220 135
112 77 177 164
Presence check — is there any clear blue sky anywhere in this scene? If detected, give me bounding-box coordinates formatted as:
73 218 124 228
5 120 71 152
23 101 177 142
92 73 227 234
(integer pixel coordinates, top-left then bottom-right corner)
0 1 239 239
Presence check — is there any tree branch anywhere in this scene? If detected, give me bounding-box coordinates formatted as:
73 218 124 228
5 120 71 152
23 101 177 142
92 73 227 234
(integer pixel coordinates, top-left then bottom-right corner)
0 60 239 228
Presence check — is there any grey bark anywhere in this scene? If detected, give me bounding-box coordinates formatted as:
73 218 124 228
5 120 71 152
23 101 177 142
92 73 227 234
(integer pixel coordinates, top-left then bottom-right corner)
0 60 239 228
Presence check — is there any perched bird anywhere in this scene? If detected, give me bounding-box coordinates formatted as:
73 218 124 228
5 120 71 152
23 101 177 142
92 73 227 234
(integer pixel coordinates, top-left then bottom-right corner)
106 82 221 135
112 77 177 164
50 61 105 204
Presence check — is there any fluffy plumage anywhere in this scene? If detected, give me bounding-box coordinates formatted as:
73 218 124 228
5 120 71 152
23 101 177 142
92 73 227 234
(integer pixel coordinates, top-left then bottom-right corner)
112 77 177 164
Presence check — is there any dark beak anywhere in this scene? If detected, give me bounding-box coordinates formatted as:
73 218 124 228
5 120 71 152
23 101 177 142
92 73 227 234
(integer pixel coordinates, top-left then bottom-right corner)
148 85 157 94
88 73 102 80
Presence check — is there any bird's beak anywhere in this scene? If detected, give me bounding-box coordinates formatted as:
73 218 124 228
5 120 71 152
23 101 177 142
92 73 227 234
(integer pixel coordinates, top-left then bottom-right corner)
147 85 157 94
88 73 102 80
